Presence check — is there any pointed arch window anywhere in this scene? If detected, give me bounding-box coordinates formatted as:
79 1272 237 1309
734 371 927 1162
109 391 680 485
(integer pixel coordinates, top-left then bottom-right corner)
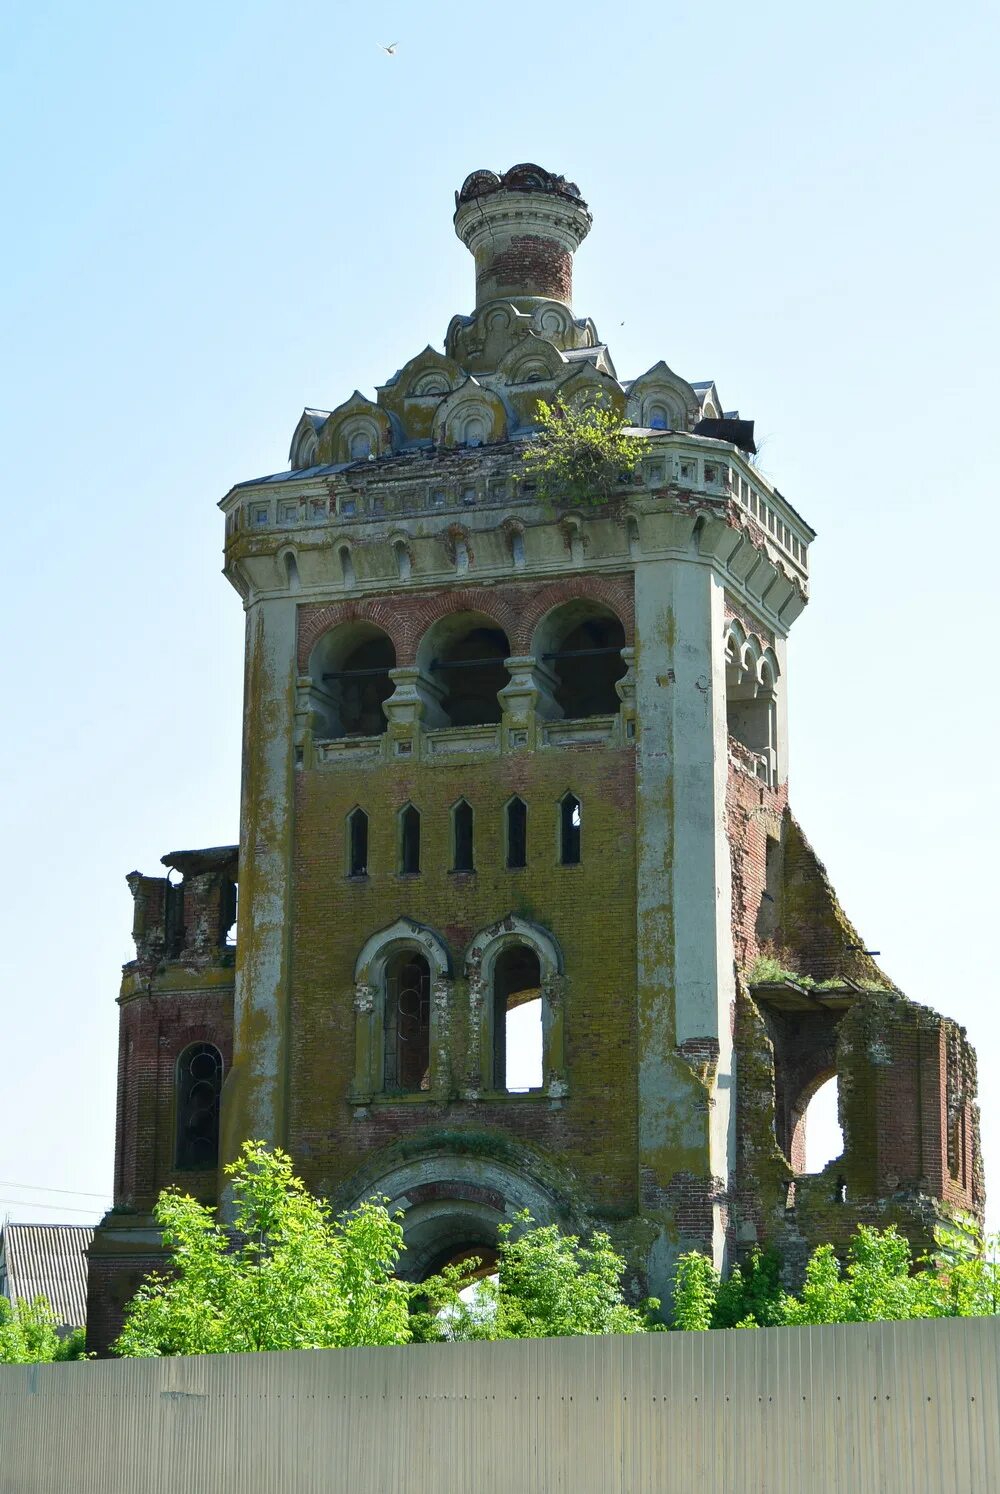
506 797 527 869
347 807 369 878
560 793 582 865
451 799 474 873
400 804 421 875
175 1043 223 1171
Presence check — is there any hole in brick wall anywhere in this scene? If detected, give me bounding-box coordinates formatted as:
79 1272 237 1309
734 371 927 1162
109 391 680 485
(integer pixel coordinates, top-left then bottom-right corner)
427 617 511 727
799 1076 844 1175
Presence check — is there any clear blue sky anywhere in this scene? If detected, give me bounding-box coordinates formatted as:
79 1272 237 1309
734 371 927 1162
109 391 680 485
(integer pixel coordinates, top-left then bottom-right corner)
1 0 997 1231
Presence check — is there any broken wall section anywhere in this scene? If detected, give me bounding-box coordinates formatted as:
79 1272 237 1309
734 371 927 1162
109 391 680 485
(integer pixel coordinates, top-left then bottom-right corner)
89 846 238 1356
728 768 983 1273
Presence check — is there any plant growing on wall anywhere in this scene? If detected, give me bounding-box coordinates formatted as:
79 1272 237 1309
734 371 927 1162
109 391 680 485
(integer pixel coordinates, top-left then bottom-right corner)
521 398 642 509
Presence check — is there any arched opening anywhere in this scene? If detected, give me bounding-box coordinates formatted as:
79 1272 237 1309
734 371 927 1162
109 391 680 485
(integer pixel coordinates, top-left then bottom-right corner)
725 634 778 786
505 797 527 869
534 601 627 718
796 1075 844 1176
383 950 430 1092
492 945 543 1092
420 613 511 728
308 623 396 739
451 799 474 872
175 1043 223 1171
560 793 582 865
347 807 368 878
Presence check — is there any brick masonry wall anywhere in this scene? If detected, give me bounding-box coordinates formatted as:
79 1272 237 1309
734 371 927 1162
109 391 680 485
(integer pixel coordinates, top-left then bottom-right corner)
475 234 573 304
289 736 638 1217
115 983 234 1211
297 575 635 672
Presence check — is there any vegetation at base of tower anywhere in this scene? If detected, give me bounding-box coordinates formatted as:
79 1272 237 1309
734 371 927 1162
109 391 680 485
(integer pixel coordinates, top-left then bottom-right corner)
411 1212 660 1342
671 1216 1000 1330
522 397 642 509
114 1141 411 1356
0 1296 88 1363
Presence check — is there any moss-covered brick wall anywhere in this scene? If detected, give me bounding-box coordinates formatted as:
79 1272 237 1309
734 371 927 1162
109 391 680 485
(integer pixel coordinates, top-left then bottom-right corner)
288 737 638 1215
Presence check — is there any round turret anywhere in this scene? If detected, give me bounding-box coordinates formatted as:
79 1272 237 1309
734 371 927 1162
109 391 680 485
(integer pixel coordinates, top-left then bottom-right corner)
453 164 592 311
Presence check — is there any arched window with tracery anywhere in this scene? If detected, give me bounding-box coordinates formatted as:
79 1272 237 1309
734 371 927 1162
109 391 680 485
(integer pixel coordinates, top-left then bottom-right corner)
383 951 431 1092
175 1043 223 1170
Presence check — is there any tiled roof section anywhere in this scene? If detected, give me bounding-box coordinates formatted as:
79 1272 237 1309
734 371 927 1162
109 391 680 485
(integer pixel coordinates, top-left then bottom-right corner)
0 1224 94 1329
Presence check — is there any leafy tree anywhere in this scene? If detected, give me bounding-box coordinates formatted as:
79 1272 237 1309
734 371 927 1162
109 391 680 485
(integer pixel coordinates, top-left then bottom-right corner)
0 1295 86 1364
115 1140 410 1357
713 1246 784 1328
671 1251 719 1331
419 1212 658 1341
672 1221 1000 1332
522 397 642 509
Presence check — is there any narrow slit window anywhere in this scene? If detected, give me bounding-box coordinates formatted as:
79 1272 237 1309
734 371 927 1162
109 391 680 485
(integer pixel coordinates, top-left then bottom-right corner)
560 793 581 865
400 805 421 875
348 808 369 877
506 797 527 869
452 800 474 872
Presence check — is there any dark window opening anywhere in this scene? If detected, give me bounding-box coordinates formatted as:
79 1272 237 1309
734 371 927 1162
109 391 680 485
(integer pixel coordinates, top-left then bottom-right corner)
175 1043 223 1170
218 879 237 948
384 952 431 1092
492 945 543 1092
321 631 396 737
165 880 185 959
348 808 369 877
452 800 474 872
560 793 582 865
546 614 626 718
506 797 527 869
400 805 421 875
433 626 510 727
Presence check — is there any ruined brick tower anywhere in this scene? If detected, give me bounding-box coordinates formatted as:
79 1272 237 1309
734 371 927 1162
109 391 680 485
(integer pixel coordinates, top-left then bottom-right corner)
87 165 983 1350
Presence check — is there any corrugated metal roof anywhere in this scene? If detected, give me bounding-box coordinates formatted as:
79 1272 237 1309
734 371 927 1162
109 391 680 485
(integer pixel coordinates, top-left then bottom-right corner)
0 1224 93 1329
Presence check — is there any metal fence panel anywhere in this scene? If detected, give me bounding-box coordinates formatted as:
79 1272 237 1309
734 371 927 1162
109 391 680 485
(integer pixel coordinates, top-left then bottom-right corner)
2 1317 999 1493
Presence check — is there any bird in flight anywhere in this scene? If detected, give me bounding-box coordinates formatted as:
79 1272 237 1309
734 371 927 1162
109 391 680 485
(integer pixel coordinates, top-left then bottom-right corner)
378 41 399 55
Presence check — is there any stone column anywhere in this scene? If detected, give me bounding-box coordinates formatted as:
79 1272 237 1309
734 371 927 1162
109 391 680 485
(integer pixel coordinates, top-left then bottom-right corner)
633 540 737 1290
221 594 298 1178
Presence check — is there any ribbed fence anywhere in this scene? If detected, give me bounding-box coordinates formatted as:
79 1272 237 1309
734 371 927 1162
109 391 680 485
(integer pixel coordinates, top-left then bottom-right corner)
2 1317 998 1493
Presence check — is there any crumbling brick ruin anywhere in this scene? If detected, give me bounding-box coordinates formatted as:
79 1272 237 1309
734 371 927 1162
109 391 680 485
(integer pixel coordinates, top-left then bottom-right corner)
86 164 982 1352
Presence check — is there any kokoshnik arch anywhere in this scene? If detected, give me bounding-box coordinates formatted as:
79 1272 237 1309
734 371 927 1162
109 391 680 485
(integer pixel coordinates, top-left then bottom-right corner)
86 164 983 1351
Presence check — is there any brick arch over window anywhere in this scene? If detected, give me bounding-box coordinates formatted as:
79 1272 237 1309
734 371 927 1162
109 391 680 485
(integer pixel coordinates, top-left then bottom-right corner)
297 599 407 673
508 576 634 655
298 576 634 672
399 589 520 666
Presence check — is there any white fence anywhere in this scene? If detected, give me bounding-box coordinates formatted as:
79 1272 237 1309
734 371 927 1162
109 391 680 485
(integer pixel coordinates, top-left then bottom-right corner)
2 1317 998 1492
